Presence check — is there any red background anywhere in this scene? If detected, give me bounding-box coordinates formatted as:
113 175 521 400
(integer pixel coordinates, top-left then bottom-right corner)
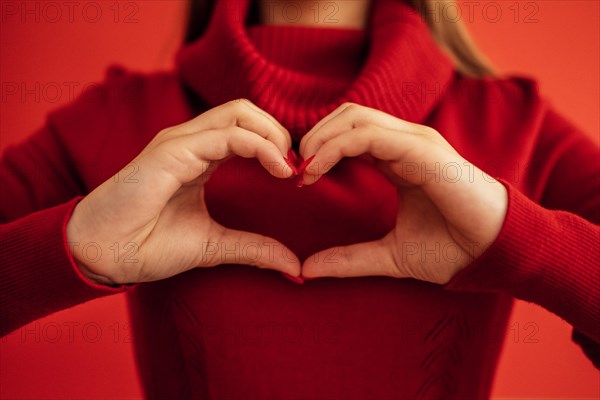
1 1 598 398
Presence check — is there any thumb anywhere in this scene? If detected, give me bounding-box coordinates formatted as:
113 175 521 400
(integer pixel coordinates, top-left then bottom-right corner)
201 225 301 276
301 239 398 279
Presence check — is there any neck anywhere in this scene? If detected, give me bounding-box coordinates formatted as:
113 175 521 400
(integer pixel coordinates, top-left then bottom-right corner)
258 0 371 29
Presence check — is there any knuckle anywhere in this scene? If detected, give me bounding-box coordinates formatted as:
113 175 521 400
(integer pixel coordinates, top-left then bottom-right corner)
155 127 173 140
225 125 245 138
228 98 252 110
154 136 180 156
343 102 361 113
224 99 254 124
422 125 439 136
223 99 242 112
157 128 169 136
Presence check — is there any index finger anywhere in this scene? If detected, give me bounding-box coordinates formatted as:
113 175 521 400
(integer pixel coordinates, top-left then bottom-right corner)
181 99 293 156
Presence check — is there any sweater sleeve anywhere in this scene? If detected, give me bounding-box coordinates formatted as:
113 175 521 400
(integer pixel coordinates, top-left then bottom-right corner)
1 124 130 337
444 106 600 367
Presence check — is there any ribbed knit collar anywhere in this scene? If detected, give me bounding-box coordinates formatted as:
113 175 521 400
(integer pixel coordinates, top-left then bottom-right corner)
247 24 368 82
176 0 456 141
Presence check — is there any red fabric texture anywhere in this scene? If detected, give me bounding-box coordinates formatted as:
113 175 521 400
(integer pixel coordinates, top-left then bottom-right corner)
1 0 599 398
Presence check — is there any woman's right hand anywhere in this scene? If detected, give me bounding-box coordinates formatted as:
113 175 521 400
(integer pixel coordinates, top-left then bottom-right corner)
66 99 300 285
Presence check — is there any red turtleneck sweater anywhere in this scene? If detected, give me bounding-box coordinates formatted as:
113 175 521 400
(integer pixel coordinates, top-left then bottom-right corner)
1 0 599 398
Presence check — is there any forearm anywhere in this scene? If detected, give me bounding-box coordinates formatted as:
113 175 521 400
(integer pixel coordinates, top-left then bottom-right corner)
0 198 129 336
444 179 600 343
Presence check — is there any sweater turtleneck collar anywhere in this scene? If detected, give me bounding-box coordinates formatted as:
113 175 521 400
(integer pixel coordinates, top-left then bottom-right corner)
246 24 368 82
176 0 456 141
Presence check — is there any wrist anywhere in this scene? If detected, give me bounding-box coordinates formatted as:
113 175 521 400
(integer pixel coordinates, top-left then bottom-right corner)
66 204 119 287
75 260 120 287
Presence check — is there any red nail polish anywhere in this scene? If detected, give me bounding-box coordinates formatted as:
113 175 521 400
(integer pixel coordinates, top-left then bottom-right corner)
286 149 313 187
287 148 299 163
283 157 298 176
282 272 304 284
297 155 315 174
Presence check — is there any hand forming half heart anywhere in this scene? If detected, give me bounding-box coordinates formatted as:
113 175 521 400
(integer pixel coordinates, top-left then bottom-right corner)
295 103 508 285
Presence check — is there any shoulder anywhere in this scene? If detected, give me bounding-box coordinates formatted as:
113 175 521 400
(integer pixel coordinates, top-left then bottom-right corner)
49 64 188 125
432 72 549 142
447 73 590 141
444 73 545 116
99 64 185 102
43 65 195 174
46 64 193 152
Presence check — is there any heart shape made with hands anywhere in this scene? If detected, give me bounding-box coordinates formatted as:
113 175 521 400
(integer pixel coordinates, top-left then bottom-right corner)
204 144 397 287
205 103 498 287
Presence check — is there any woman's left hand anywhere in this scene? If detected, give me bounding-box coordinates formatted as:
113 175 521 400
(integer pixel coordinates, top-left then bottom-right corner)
299 103 508 284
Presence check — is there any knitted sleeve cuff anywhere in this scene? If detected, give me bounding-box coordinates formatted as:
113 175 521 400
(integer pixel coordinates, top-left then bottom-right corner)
443 178 600 342
0 197 133 336
443 178 539 293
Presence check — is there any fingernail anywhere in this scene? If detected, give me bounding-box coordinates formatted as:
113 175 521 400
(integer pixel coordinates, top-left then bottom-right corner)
295 175 304 188
297 155 315 174
282 272 304 284
283 157 298 176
